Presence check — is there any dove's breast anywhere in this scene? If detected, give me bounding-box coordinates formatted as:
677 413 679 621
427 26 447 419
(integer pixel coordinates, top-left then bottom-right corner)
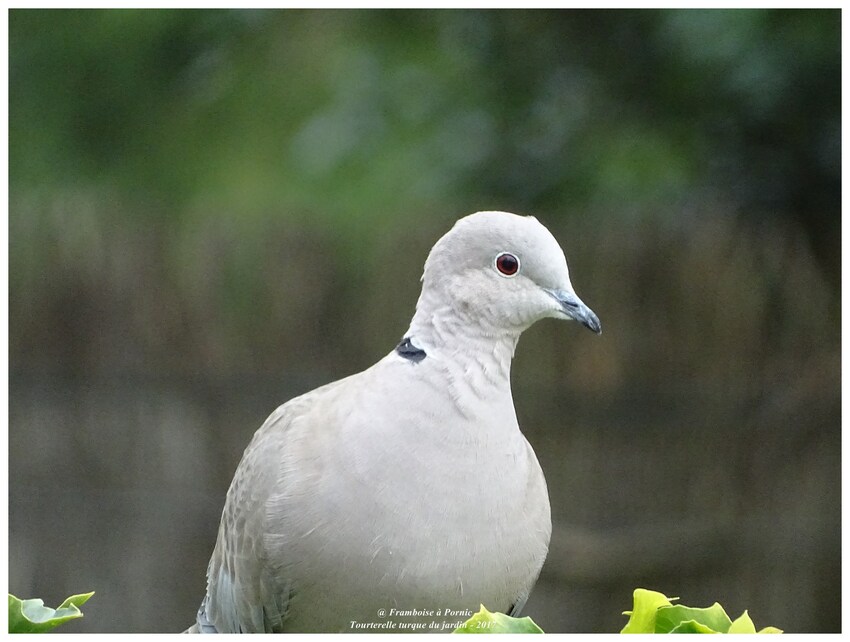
262 354 552 632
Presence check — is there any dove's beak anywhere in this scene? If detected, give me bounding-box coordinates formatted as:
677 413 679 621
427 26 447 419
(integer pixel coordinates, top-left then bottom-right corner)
545 288 602 335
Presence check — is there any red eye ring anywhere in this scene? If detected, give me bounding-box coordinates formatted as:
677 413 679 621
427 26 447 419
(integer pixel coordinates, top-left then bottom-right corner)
495 252 520 277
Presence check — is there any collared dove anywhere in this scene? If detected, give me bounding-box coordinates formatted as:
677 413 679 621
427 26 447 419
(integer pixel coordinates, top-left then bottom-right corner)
187 211 601 633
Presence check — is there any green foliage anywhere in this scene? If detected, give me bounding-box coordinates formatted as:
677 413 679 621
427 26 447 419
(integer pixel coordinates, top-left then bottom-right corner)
453 605 543 634
8 592 94 633
621 589 782 634
620 588 676 633
9 9 840 229
655 604 732 634
453 589 782 634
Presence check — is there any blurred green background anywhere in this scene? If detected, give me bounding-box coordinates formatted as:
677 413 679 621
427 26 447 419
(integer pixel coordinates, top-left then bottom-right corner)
9 9 840 633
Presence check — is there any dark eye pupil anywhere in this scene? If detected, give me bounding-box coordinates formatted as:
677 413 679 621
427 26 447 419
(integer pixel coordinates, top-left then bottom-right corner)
496 253 519 275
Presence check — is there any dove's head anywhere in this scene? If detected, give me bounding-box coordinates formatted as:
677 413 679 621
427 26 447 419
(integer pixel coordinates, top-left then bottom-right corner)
414 211 601 339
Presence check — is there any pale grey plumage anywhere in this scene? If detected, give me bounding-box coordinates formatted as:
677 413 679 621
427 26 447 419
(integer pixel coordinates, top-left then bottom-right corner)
187 211 600 633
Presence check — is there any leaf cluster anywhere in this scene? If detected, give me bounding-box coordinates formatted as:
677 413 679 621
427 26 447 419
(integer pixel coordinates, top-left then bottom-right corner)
621 588 782 634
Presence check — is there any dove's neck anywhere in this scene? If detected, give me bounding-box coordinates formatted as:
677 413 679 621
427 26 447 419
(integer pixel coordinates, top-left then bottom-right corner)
404 300 522 404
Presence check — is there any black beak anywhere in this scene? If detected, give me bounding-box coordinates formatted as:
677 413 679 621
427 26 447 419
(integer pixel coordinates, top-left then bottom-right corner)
545 288 602 335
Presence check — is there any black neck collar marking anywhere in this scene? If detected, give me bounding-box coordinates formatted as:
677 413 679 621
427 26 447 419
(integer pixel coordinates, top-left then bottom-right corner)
396 337 426 362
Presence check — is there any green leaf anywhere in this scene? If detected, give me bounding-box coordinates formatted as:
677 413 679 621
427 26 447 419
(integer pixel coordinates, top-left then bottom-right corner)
56 592 94 611
621 589 676 633
655 603 732 634
453 605 544 634
668 619 719 633
620 589 782 634
8 592 94 633
728 611 757 633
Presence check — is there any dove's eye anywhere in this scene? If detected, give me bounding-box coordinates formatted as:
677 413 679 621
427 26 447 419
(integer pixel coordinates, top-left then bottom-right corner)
495 252 520 277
